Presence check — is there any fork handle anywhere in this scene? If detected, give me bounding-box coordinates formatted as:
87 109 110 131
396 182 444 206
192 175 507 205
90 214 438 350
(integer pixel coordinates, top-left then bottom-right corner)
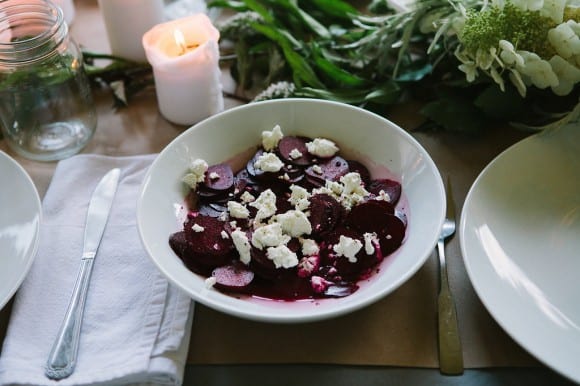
437 239 464 375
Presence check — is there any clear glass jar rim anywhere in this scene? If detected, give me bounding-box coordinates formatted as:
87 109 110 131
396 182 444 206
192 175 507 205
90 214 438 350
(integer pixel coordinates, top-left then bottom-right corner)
0 1 66 63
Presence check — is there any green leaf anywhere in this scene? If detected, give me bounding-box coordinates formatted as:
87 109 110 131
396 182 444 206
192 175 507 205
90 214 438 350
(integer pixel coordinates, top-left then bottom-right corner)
311 44 368 87
474 84 526 120
250 22 324 88
308 0 358 19
296 87 373 103
240 0 275 23
420 97 488 132
395 63 433 82
272 0 331 38
364 82 401 103
207 0 248 11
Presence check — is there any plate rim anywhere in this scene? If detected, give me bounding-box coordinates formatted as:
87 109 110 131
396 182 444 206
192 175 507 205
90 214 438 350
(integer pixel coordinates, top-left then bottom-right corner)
459 126 580 383
0 151 42 310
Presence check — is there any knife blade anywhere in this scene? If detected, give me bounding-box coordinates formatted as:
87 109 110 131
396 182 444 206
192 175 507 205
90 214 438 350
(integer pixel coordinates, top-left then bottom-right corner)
45 168 121 380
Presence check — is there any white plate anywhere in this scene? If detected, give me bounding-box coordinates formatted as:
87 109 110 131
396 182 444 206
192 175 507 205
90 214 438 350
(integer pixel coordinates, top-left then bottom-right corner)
0 151 41 310
460 123 580 382
138 99 445 323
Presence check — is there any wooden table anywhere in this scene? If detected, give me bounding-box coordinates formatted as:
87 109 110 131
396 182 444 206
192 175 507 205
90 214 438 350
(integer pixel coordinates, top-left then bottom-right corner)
0 1 575 385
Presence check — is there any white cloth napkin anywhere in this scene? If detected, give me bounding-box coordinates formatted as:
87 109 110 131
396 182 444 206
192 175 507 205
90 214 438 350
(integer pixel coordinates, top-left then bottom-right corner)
0 154 194 386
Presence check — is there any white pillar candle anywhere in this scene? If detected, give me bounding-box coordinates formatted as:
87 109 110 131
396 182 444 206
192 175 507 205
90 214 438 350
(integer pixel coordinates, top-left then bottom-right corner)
142 13 223 125
52 0 75 25
98 0 164 62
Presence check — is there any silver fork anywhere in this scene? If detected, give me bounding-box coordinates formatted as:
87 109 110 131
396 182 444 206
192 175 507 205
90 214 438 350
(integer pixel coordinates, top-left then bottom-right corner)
436 177 464 375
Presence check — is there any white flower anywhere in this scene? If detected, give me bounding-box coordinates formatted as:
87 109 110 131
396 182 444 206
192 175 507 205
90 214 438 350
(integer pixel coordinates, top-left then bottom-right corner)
518 51 559 89
499 40 525 67
508 69 528 96
459 61 479 82
475 47 495 70
548 21 580 59
512 0 544 11
539 0 567 23
549 55 580 95
490 66 506 91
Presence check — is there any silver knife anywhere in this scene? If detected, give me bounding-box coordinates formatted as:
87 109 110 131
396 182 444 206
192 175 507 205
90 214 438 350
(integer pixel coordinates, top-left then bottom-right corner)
45 168 121 380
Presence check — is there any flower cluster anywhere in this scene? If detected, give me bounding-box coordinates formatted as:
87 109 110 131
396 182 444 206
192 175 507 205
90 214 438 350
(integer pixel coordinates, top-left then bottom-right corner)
453 0 580 97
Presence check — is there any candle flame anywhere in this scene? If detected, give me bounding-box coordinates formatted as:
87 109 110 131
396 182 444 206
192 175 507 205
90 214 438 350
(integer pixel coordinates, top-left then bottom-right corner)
173 28 187 56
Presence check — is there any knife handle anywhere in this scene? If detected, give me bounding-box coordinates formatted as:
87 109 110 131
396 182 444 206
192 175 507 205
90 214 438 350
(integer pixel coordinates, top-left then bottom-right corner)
45 257 95 380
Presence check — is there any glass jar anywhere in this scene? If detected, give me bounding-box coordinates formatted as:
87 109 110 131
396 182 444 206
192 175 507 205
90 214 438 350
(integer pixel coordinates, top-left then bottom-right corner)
0 0 96 161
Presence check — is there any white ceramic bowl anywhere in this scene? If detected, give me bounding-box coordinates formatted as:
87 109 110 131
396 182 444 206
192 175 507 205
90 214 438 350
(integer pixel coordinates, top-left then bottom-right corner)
137 99 445 322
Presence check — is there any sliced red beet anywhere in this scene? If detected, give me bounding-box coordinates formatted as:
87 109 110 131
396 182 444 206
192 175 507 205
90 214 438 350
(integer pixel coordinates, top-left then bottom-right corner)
377 214 406 256
169 231 191 259
198 203 226 218
197 186 234 205
249 246 279 280
204 163 234 192
347 160 371 185
309 194 343 237
367 178 402 205
212 262 254 290
347 200 395 234
246 149 265 178
169 230 233 270
277 136 314 166
305 156 349 184
184 215 233 257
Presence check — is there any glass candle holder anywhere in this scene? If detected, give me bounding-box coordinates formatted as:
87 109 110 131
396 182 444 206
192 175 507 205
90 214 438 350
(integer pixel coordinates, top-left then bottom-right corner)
0 0 96 161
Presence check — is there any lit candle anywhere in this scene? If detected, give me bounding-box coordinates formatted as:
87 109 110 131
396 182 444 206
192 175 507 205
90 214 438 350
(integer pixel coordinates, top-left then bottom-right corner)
98 0 164 62
142 13 223 125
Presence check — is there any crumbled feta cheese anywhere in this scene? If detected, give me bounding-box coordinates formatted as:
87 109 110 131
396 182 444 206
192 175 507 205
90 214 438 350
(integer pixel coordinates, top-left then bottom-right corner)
182 158 208 190
191 223 205 232
333 235 362 263
288 184 310 211
275 210 312 237
251 223 290 250
231 229 251 264
289 148 303 159
249 189 277 222
313 172 370 210
300 238 319 256
229 220 238 228
209 171 220 180
240 191 255 203
327 180 344 195
254 152 284 173
363 232 377 255
298 255 320 277
311 275 331 293
221 230 230 239
306 138 339 157
205 276 217 288
266 245 299 268
311 164 323 174
340 173 369 206
261 124 284 151
278 173 290 181
376 189 391 202
227 201 250 219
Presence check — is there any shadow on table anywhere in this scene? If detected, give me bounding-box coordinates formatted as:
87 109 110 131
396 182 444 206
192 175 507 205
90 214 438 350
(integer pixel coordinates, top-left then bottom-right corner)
183 364 576 386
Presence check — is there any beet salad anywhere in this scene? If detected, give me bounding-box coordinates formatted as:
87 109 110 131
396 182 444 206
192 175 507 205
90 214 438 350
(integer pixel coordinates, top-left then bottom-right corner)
169 125 407 300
